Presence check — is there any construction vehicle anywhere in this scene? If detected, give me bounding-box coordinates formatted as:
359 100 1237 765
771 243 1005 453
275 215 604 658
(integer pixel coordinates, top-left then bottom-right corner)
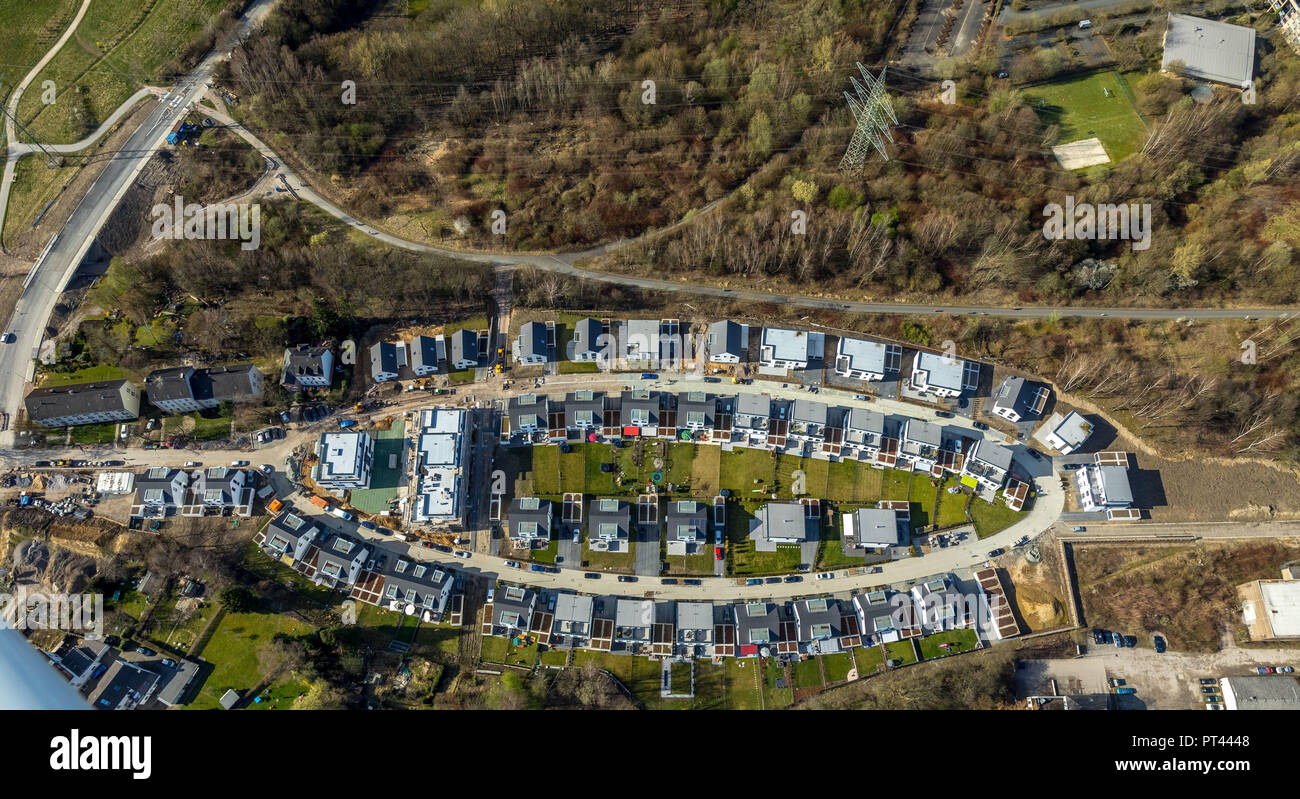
166 120 198 146
267 498 284 514
354 402 365 412
309 495 329 510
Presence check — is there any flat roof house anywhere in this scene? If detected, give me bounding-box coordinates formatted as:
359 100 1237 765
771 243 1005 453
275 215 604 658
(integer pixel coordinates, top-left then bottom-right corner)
281 344 334 389
552 593 595 648
844 407 886 457
911 576 974 634
990 376 1050 423
1043 410 1093 454
733 601 796 657
490 586 537 635
790 399 828 443
1161 13 1256 88
621 319 662 366
515 321 548 365
675 602 714 658
449 329 479 371
853 589 921 645
1075 459 1134 513
369 341 405 383
565 389 605 432
707 320 745 363
761 327 823 370
25 380 140 428
409 334 445 376
411 407 470 525
1238 578 1300 642
509 497 552 548
910 351 979 398
620 389 661 436
962 439 1014 493
900 418 943 468
571 318 606 362
615 598 656 647
733 392 771 445
154 659 200 707
749 502 817 552
312 431 374 490
835 337 902 381
844 507 903 549
588 497 631 551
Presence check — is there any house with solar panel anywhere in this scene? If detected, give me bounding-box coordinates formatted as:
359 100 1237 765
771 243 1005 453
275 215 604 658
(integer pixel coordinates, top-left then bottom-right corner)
792 598 861 654
506 392 551 442
570 318 606 362
509 497 552 548
181 466 254 517
733 601 797 657
835 336 902 381
565 389 605 435
990 376 1050 423
666 499 709 555
911 575 974 634
587 497 631 552
620 389 661 437
853 589 921 646
487 586 537 636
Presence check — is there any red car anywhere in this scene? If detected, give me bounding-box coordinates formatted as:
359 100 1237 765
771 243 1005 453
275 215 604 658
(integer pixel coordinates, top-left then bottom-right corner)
714 546 723 560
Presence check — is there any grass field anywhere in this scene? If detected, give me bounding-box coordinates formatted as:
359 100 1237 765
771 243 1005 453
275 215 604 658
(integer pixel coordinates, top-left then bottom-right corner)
884 639 918 666
791 657 823 689
970 493 1024 538
39 363 136 386
822 651 855 683
189 610 315 710
1024 70 1147 165
17 0 233 144
0 0 80 146
919 628 979 660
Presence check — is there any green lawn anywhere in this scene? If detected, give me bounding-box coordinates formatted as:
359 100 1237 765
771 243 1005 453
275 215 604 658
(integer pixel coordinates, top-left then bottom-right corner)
853 465 884 503
724 657 764 709
822 651 855 683
908 475 940 532
762 657 793 709
39 364 136 387
540 648 569 667
816 512 865 570
919 628 979 660
581 538 635 571
971 494 1024 538
1024 69 1148 165
189 611 316 710
187 408 233 441
856 645 884 675
447 368 476 385
935 484 971 528
726 501 803 575
884 640 918 667
68 421 120 444
791 657 824 690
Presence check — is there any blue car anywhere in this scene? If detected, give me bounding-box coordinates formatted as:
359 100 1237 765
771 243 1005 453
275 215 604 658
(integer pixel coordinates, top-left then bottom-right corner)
640 373 657 380
1112 632 1123 648
529 564 544 572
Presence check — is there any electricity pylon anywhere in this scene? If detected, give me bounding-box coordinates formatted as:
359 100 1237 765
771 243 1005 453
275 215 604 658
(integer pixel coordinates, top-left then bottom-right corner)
839 63 898 171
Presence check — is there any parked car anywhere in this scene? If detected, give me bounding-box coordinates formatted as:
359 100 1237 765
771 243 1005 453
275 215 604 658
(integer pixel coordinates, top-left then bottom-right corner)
617 575 637 583
230 460 249 467
784 575 802 583
504 560 520 569
987 549 1004 558
640 373 657 380
160 658 177 668
1062 463 1081 470
661 578 678 585
1257 666 1274 675
1115 687 1137 695
1281 666 1295 673
583 573 601 580
972 421 989 430
714 546 724 560
815 571 834 580
135 646 156 657
1072 526 1087 532
0 332 16 343
1206 704 1225 710
1199 678 1218 686
1112 632 1123 647
1153 635 1166 653
1204 695 1223 703
683 579 702 586
1123 635 1137 648
453 550 471 559
529 564 545 572
1109 678 1126 687
359 520 376 530
764 576 781 584
935 411 955 419
183 461 202 468
260 464 274 474
745 578 762 586
1201 686 1218 694
852 394 868 401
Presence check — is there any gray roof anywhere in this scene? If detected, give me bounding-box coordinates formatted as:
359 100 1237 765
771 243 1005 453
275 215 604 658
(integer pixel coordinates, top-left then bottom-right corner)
282 344 331 383
736 393 771 418
837 337 897 374
144 367 194 403
492 585 536 631
155 660 200 706
792 399 828 426
905 419 943 447
370 341 400 375
992 376 1048 418
1222 676 1300 710
752 502 816 544
677 602 713 631
1162 13 1256 88
519 322 547 358
554 593 593 634
449 329 478 365
793 598 843 642
972 441 1014 472
510 497 552 538
1099 465 1134 505
762 327 821 362
846 408 885 434
409 335 443 373
708 320 744 357
25 380 138 422
666 499 708 541
1051 411 1093 449
913 351 968 392
588 497 630 540
852 507 902 547
620 389 660 426
734 601 784 647
192 364 260 404
379 557 454 611
573 318 604 356
564 389 604 428
88 660 159 710
678 391 715 427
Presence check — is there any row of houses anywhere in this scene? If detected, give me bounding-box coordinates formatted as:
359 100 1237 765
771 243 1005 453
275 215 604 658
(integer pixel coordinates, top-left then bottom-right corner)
48 638 200 710
370 331 480 382
505 388 1029 502
25 363 263 429
485 570 1017 659
254 509 459 623
129 465 254 519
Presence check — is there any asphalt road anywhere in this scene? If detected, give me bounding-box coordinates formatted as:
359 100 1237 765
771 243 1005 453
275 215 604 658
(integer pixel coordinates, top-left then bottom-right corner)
0 0 278 446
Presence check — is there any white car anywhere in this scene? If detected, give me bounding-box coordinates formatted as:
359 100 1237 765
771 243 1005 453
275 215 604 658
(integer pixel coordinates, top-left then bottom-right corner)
1 332 15 343
453 550 472 559
815 571 834 580
183 461 202 468
230 460 249 467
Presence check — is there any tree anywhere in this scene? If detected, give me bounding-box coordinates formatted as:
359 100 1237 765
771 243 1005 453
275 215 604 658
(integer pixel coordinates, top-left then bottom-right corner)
791 179 818 205
218 586 257 613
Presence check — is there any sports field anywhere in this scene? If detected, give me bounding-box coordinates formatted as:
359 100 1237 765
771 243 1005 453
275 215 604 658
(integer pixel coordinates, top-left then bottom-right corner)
1025 70 1147 165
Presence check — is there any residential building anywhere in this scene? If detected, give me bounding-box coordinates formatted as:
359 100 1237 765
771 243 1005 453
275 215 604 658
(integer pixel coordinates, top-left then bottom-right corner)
515 321 548 365
302 531 369 590
748 502 817 552
312 431 374 490
1271 0 1300 55
615 599 655 647
962 439 1014 493
792 597 860 654
707 320 745 363
760 327 823 369
155 660 200 707
1239 577 1300 642
835 337 901 381
144 366 203 413
565 389 605 433
87 660 159 710
733 601 797 657
24 380 140 427
733 392 771 446
369 341 405 382
489 586 537 636
899 418 943 469
254 509 322 564
675 603 714 658
1075 453 1134 514
790 399 828 444
843 507 903 550
411 407 469 525
1043 411 1093 454
509 497 552 548
552 593 594 648
281 344 334 389
620 389 660 437
130 466 189 519
571 318 606 362
587 497 631 552
1219 676 1300 710
911 576 973 634
1161 13 1256 89
190 364 262 407
409 335 445 376
844 408 886 458
853 589 921 645
507 392 550 438
666 500 709 551
52 639 112 688
677 391 715 433
182 466 253 517
620 319 667 367
990 376 1050 423
449 329 479 371
909 351 979 398
372 557 455 621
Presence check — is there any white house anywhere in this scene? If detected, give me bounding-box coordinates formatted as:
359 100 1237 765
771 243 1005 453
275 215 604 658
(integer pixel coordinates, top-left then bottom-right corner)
1043 410 1093 454
835 337 901 381
707 320 745 364
909 351 979 398
990 376 1050 423
369 341 406 382
312 431 374 490
760 327 824 370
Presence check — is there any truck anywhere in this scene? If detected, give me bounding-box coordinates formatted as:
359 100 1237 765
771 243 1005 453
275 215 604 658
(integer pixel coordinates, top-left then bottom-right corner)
338 419 357 429
309 495 330 510
166 120 198 145
330 507 354 521
267 498 284 514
